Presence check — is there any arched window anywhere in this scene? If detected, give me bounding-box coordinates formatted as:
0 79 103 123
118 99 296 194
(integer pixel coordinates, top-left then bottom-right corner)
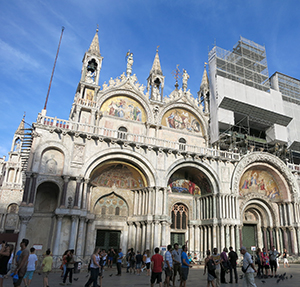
115 207 120 215
179 138 186 151
171 204 188 230
118 127 127 140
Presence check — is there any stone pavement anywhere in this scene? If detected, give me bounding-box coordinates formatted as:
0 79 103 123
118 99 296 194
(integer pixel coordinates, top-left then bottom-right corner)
2 264 298 287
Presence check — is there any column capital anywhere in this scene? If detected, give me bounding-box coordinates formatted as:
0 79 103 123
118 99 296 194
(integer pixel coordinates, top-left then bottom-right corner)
71 215 79 221
25 172 32 178
135 221 141 227
128 222 134 226
84 178 90 184
19 216 31 224
76 176 83 183
56 215 64 220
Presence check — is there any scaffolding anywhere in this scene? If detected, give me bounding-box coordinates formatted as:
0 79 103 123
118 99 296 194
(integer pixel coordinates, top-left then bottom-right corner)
273 72 300 104
209 36 270 92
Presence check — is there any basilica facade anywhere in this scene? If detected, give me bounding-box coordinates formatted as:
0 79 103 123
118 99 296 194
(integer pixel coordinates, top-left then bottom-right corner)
1 30 300 260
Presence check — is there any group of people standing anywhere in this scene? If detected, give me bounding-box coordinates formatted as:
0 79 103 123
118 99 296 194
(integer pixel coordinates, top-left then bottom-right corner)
0 238 53 287
255 246 286 278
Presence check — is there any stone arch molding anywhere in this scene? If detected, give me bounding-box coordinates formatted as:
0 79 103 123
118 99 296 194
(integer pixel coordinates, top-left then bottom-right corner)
82 148 156 187
158 102 209 140
240 195 278 227
231 152 299 198
165 160 220 195
98 88 153 123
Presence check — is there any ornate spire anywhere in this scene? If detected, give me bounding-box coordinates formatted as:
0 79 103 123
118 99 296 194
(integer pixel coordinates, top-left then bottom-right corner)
200 63 209 91
15 114 25 135
150 46 163 75
88 26 101 56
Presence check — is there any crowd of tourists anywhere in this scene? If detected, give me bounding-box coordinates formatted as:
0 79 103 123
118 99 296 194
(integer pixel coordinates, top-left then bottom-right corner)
0 238 291 287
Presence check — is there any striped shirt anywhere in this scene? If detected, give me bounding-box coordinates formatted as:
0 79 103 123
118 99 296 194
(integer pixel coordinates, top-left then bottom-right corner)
164 250 173 268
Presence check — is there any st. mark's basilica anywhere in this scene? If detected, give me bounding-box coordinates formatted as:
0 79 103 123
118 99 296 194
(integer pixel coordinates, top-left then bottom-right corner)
1 29 300 260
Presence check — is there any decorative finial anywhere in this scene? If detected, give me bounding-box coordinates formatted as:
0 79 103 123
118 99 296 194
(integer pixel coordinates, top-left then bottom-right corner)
172 64 181 89
156 45 160 52
96 24 99 33
204 62 207 69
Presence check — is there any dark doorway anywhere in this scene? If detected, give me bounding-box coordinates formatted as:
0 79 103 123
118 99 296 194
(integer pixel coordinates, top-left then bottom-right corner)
96 230 121 252
171 232 185 248
242 224 257 251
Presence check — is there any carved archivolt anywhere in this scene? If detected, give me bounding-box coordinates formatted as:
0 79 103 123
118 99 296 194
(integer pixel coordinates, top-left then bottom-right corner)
231 152 299 198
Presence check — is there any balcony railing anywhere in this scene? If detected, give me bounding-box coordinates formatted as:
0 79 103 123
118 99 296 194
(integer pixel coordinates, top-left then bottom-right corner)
36 115 242 161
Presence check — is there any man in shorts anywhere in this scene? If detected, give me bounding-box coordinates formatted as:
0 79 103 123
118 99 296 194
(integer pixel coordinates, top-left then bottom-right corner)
151 247 163 287
42 249 53 287
180 245 192 287
164 245 173 287
13 238 30 287
135 251 143 275
172 243 182 286
269 246 281 277
23 247 37 287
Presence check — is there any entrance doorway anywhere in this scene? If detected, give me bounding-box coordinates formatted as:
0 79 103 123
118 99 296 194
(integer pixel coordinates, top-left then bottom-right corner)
171 233 185 248
242 224 257 251
96 230 121 252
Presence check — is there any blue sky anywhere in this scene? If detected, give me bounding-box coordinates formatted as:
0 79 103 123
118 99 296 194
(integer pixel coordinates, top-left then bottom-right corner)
1 0 299 157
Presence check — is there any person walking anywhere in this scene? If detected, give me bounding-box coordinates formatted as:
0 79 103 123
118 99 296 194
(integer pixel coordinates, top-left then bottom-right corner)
240 246 257 287
61 249 75 285
172 243 182 286
116 248 123 276
228 246 238 284
261 247 270 277
143 250 151 276
13 238 30 287
282 248 290 268
0 242 13 287
107 248 115 268
61 250 69 278
23 247 37 287
163 245 173 287
203 250 216 287
269 246 280 277
150 247 163 287
211 248 221 287
255 248 263 278
180 245 192 287
41 249 53 287
85 248 101 287
135 251 143 275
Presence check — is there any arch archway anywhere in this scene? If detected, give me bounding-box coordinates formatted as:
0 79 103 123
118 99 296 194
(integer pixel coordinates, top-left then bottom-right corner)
35 182 59 212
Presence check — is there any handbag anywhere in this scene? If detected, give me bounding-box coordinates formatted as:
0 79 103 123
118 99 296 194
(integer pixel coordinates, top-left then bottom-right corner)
241 264 250 273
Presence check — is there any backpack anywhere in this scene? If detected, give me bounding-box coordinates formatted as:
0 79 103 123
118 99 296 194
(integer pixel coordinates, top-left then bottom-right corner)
207 259 216 271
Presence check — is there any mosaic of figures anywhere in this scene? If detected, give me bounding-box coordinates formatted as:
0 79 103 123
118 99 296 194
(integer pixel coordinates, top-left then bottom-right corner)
239 169 281 200
101 96 146 122
95 193 128 216
40 149 64 175
162 108 203 134
168 169 211 195
91 162 146 189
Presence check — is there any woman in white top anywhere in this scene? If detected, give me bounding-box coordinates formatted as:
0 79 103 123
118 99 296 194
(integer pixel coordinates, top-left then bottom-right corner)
85 248 100 287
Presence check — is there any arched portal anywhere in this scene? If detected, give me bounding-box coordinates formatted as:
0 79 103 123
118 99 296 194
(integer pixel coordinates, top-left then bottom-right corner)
241 198 276 252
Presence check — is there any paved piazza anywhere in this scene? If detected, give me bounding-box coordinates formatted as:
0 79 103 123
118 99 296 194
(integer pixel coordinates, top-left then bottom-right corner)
2 265 298 287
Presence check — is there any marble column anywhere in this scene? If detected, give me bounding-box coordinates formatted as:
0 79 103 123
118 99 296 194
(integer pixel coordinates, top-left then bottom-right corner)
220 225 225 249
208 225 212 252
76 217 87 256
296 227 300 255
195 225 200 253
269 228 273 247
282 227 288 249
141 222 146 252
153 221 159 248
28 173 37 205
289 227 297 254
128 222 134 249
81 178 89 209
235 226 241 253
74 177 82 208
135 222 141 252
21 172 32 204
60 175 70 207
199 227 203 257
275 228 280 252
145 221 152 249
189 224 194 251
239 226 243 248
263 228 267 248
133 191 138 215
53 215 64 255
230 225 235 249
212 225 217 249
161 222 167 248
16 216 31 249
225 225 230 248
84 220 94 256
69 216 79 249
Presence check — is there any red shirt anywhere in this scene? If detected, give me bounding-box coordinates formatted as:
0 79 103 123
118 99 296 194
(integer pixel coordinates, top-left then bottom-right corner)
151 253 163 273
